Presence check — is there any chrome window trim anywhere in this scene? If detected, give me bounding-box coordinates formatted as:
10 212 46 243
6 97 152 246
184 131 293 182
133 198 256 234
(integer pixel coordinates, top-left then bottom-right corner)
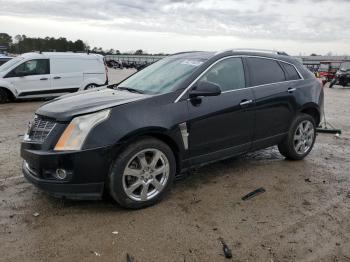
174 55 304 103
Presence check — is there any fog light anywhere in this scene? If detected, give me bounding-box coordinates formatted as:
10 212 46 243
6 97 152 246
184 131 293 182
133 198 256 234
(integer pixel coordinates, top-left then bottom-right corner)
56 169 67 180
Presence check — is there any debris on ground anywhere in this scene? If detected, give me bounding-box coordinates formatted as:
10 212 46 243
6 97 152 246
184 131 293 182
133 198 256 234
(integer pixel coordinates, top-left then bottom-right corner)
242 187 266 201
190 194 202 204
304 178 311 183
91 251 101 257
126 253 134 262
33 212 40 217
219 238 232 259
302 200 311 206
112 231 119 235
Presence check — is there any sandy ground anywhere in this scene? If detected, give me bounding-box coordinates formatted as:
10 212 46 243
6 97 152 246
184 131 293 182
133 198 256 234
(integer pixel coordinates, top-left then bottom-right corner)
1 71 350 262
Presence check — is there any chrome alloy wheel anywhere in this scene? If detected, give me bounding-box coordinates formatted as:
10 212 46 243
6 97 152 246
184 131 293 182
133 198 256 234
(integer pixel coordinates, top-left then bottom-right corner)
122 148 170 201
293 120 315 155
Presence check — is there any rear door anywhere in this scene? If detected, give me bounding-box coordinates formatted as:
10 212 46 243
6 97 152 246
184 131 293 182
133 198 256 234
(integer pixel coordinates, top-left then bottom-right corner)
5 59 51 97
50 58 83 92
187 57 255 164
245 57 298 149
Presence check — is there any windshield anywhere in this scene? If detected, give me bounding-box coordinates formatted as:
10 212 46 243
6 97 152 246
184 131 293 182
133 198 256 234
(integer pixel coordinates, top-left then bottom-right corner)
0 56 24 72
340 62 350 71
118 57 205 94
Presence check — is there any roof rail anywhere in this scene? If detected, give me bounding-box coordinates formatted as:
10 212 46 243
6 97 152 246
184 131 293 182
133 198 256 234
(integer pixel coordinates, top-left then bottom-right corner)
232 48 289 56
170 51 201 56
216 48 289 56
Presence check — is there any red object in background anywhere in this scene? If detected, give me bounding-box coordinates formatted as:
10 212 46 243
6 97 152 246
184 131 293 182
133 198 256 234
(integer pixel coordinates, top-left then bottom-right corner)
318 61 343 82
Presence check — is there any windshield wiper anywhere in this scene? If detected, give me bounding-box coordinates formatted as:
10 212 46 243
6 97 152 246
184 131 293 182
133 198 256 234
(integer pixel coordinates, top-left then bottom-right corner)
118 86 144 94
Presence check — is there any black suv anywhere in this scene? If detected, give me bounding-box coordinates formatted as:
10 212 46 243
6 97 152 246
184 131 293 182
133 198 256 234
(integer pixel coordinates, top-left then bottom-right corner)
21 50 324 209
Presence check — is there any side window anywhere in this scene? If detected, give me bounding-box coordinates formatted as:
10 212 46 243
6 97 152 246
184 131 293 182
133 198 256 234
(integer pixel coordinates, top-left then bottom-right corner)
9 59 49 77
247 58 285 86
198 57 245 92
281 62 301 80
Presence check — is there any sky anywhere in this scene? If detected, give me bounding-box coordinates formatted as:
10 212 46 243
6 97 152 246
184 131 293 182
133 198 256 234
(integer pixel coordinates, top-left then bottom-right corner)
0 0 350 55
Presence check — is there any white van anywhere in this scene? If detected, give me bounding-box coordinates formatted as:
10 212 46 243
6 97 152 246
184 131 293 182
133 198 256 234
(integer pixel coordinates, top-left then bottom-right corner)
0 52 108 103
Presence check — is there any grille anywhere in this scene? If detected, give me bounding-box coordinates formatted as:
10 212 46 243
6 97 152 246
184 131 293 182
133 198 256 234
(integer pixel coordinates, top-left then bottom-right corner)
27 116 56 142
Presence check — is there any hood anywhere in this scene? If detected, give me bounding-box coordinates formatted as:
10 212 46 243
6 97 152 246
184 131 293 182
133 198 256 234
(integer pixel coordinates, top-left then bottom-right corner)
36 87 150 121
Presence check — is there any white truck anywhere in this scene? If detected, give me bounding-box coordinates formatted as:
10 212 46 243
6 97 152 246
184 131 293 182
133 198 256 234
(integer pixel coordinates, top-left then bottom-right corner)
0 52 108 103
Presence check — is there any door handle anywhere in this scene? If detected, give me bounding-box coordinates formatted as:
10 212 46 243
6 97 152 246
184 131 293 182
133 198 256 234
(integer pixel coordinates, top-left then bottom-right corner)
288 87 296 93
53 76 61 79
40 78 48 80
239 99 253 106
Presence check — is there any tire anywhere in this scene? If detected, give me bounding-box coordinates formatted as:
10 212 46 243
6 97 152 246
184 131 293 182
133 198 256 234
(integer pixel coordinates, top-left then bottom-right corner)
85 84 98 90
108 137 176 209
278 113 316 160
0 88 8 103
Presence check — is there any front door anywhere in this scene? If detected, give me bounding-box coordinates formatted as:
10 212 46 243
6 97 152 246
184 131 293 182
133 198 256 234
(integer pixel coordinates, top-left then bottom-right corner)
6 59 51 97
186 57 255 165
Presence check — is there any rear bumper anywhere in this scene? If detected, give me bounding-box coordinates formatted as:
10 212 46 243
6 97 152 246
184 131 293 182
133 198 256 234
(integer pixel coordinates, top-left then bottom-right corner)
21 144 114 200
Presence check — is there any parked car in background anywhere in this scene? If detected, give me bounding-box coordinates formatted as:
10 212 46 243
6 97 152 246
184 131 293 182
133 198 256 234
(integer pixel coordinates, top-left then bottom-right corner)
330 61 350 88
0 55 12 66
0 52 108 103
318 61 342 83
21 50 323 209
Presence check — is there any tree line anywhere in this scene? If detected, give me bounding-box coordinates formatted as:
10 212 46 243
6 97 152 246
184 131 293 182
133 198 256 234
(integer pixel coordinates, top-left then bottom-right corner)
0 33 166 55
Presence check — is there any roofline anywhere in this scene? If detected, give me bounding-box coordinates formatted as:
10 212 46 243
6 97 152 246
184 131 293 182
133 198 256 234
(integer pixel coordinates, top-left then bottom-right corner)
216 48 289 56
169 51 205 56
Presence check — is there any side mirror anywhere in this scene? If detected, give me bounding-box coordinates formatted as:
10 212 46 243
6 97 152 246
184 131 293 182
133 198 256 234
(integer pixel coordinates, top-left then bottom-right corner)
189 81 221 98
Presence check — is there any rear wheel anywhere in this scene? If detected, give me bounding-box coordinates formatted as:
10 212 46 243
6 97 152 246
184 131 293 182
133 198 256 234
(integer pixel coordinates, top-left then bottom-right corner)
0 88 8 103
108 137 176 209
278 114 316 160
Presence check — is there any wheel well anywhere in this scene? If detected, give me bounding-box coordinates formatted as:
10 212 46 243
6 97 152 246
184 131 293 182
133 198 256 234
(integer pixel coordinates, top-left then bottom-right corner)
301 107 320 126
0 87 15 101
120 132 181 175
85 83 98 89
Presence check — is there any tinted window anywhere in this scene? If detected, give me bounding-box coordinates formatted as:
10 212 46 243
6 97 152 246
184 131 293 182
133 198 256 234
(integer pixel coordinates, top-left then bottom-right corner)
9 59 49 77
281 62 301 80
198 57 245 92
247 58 285 86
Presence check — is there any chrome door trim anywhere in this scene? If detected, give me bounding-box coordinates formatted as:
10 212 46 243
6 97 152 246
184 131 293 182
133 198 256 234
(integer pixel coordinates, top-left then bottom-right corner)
174 55 304 103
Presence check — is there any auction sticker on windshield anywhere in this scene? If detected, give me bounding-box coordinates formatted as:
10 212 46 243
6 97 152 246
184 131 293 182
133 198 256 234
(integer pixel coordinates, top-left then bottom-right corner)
181 60 204 66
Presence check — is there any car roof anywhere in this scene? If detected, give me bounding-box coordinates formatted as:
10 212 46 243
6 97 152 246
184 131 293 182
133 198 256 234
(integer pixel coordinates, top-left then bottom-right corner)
170 51 216 60
170 50 299 65
20 52 103 60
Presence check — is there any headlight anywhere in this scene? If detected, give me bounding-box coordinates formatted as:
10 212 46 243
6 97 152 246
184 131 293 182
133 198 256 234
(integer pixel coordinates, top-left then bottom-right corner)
54 110 110 151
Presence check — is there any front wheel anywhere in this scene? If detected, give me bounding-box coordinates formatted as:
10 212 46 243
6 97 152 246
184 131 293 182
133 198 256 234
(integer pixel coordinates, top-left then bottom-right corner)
108 137 176 209
85 84 98 90
0 88 8 103
278 114 316 160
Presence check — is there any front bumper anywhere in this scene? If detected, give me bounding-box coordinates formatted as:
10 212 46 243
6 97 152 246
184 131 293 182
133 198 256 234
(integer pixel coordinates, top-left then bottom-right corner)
21 144 114 200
